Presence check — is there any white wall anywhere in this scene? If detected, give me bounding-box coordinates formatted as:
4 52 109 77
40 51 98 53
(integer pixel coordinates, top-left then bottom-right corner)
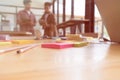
0 0 52 8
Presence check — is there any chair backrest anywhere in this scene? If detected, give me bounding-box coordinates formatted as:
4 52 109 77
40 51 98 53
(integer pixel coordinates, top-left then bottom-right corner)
81 33 98 38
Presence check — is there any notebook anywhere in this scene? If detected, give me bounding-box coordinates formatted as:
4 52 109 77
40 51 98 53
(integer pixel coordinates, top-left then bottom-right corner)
95 0 120 42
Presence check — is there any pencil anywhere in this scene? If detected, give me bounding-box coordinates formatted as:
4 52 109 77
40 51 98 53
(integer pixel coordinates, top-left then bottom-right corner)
0 44 38 54
17 44 39 54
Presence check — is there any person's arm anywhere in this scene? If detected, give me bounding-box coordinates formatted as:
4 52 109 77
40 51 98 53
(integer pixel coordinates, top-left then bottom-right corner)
17 11 22 25
39 14 47 29
32 14 36 26
34 16 36 26
39 14 45 25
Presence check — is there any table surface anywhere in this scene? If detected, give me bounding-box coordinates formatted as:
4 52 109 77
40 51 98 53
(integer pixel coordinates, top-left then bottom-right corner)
0 40 120 80
57 19 89 28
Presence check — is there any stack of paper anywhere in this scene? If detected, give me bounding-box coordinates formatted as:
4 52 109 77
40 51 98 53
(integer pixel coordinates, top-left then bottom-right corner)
41 43 73 49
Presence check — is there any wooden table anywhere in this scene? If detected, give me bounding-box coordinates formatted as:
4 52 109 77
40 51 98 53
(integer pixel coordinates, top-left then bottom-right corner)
0 40 120 80
57 19 90 36
0 31 33 36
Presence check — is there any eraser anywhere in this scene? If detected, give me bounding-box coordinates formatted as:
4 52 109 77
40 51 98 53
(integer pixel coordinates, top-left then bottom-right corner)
60 37 67 40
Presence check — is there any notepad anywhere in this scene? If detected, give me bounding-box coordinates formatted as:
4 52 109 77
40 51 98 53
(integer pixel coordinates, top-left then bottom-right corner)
66 34 84 41
73 42 89 47
0 41 12 46
41 43 73 49
12 40 35 44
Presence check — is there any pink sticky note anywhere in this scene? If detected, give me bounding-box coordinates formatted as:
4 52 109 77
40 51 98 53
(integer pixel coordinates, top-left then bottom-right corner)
41 43 73 49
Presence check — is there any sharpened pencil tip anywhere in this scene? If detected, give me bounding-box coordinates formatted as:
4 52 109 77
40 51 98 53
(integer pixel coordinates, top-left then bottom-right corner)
17 51 20 54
